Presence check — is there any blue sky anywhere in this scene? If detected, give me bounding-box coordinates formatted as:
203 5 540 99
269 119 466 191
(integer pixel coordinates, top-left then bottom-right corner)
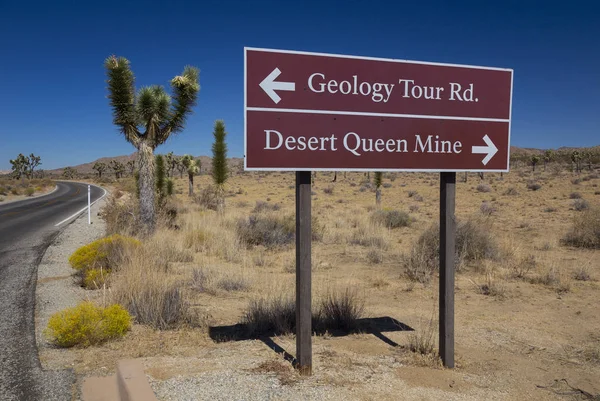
0 0 598 170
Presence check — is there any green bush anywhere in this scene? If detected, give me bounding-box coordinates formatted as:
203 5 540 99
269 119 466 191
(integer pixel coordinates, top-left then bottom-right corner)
25 187 35 196
45 302 130 347
68 234 140 288
371 209 411 229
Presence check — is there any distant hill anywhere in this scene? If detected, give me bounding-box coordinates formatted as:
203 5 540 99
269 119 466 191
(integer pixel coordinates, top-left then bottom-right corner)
48 153 243 177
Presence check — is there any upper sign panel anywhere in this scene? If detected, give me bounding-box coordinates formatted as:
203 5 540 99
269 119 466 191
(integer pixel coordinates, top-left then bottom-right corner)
246 48 512 120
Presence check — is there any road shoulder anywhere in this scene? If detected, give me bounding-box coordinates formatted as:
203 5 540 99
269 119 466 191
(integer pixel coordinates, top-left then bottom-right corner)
35 196 107 380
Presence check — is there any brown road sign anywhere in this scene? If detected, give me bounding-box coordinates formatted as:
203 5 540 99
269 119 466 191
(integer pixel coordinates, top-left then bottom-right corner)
245 47 513 172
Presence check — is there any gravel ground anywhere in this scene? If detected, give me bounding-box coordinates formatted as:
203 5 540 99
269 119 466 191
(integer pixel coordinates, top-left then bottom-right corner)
35 197 107 366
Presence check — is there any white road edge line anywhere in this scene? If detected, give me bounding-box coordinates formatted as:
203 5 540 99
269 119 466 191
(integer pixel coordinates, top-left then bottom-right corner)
54 186 108 227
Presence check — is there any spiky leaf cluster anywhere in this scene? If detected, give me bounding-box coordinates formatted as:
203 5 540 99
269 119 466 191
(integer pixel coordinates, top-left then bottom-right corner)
212 120 228 187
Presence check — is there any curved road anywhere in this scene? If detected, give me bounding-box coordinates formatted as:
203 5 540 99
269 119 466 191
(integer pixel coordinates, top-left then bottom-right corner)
0 181 105 401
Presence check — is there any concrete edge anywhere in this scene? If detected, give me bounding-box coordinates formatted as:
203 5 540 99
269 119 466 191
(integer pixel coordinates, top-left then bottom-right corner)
116 359 158 401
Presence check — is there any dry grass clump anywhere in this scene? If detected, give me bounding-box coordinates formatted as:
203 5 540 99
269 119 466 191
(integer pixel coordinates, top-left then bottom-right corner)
370 209 411 229
569 192 582 199
216 275 250 292
473 273 506 298
313 288 364 333
350 226 389 250
242 288 365 337
194 185 220 211
101 195 139 236
476 183 491 193
237 214 295 248
243 295 296 336
573 265 592 281
403 219 499 283
530 264 572 293
252 200 281 213
561 207 600 249
503 187 519 196
111 245 196 330
366 248 383 264
526 181 542 191
323 185 335 194
572 199 589 211
509 254 537 279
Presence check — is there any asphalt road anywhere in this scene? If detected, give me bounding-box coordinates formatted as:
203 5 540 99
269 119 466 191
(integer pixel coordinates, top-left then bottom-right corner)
0 181 105 401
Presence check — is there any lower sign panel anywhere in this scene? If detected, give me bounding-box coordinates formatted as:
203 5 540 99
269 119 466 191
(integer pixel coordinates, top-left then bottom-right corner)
246 111 509 171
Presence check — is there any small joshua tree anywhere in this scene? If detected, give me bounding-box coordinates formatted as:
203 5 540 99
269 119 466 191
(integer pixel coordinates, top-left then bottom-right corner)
126 160 135 176
93 162 108 178
9 154 28 179
531 155 540 172
543 149 554 171
211 120 228 210
62 167 76 179
374 172 382 206
181 155 199 196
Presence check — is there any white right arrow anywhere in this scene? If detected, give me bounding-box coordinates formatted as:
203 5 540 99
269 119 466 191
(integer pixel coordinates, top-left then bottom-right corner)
472 134 498 166
259 67 295 104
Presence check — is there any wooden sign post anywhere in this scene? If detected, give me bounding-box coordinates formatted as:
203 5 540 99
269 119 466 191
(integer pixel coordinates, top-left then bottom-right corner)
295 171 312 375
439 172 456 368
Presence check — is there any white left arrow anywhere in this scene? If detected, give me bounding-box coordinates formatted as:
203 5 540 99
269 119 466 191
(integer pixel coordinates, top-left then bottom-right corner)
259 68 295 104
472 134 498 166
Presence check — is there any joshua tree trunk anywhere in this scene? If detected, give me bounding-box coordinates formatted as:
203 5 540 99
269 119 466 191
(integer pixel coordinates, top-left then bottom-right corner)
375 188 381 206
188 172 194 196
138 142 156 233
332 172 337 182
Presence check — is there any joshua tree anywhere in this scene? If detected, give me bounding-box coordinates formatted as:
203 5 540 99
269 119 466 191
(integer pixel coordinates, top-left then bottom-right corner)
374 172 382 206
176 156 187 178
126 160 136 176
181 155 199 196
211 120 228 210
105 56 199 233
62 167 76 179
543 149 554 171
571 150 583 173
25 154 41 178
154 154 173 204
530 155 540 172
93 162 108 178
110 160 125 179
9 154 28 179
164 152 176 178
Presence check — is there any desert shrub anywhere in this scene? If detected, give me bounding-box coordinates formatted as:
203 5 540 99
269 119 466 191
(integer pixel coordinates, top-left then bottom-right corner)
25 187 35 196
510 255 536 279
530 266 571 293
526 181 542 191
572 199 589 211
403 219 498 282
323 185 334 194
561 207 600 249
572 178 581 185
243 296 296 336
314 288 364 332
101 195 139 236
476 184 491 193
409 205 419 213
0 197 4 202
476 273 506 297
371 209 411 229
183 229 210 252
350 227 388 249
383 182 392 188
480 202 496 216
194 185 219 211
366 248 383 264
544 207 557 213
569 192 582 199
45 302 130 347
236 214 295 248
69 234 140 271
503 187 519 196
407 317 436 356
216 276 250 292
83 268 110 290
11 188 19 195
0 186 7 195
573 266 591 281
68 234 140 289
190 268 209 292
252 200 280 213
407 190 418 197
